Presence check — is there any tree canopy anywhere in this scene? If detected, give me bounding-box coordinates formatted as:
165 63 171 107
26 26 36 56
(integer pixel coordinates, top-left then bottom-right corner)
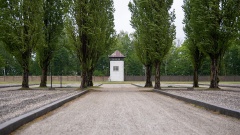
66 0 115 88
0 0 240 87
183 0 206 87
0 0 44 88
129 0 175 89
37 0 65 87
186 0 240 88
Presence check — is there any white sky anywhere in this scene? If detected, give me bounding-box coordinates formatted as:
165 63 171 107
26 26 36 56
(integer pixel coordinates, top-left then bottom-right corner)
114 0 185 41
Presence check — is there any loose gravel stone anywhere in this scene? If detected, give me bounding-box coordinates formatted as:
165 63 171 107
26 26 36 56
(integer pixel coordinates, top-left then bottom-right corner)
136 83 240 111
15 84 240 135
0 89 79 124
164 90 240 111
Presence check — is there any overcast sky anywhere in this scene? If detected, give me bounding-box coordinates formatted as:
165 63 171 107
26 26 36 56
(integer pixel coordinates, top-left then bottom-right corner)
114 0 185 41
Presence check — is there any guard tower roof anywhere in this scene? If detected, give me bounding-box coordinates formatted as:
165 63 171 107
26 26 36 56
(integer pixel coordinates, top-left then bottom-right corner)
109 50 125 58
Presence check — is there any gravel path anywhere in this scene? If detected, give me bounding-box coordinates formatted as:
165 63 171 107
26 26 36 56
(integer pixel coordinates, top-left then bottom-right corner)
136 83 240 111
164 90 240 111
14 84 240 135
0 88 80 124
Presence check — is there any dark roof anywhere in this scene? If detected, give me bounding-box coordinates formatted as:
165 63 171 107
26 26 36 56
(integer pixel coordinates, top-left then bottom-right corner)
109 50 125 58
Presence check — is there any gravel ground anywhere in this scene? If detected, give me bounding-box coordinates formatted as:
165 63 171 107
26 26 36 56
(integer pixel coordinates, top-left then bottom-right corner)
136 83 240 111
0 88 80 124
14 84 240 135
162 90 240 111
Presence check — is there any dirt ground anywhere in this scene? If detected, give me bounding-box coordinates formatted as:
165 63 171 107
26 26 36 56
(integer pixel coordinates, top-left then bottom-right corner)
14 84 240 135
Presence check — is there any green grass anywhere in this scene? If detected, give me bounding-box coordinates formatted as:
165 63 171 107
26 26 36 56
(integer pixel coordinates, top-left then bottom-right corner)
0 81 22 84
218 82 240 84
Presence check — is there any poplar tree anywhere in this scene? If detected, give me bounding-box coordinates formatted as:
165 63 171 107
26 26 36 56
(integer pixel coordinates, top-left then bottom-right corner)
37 0 65 87
129 0 154 87
66 0 115 89
0 0 43 89
190 0 240 88
183 0 205 87
86 0 115 86
129 0 175 89
149 0 175 89
133 35 153 87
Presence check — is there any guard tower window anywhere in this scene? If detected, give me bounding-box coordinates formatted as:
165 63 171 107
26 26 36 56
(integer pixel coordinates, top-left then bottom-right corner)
113 66 119 71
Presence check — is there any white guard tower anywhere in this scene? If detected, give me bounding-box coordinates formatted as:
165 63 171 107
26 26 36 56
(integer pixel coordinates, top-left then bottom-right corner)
109 50 125 81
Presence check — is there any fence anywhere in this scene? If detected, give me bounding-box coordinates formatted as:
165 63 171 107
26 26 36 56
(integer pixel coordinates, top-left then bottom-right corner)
0 76 240 82
0 76 109 82
124 76 240 82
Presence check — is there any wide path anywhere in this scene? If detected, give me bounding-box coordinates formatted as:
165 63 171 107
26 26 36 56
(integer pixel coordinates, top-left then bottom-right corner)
14 84 240 135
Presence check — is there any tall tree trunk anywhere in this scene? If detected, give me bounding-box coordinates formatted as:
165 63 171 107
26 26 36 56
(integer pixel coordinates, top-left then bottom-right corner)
21 51 30 89
22 64 29 89
193 67 199 87
145 65 153 87
154 62 161 89
210 56 219 89
80 70 88 89
87 68 94 87
79 15 88 89
40 65 48 87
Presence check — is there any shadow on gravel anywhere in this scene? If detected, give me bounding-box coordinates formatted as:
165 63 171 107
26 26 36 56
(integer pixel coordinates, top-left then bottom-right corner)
88 89 102 92
89 87 154 93
138 90 154 92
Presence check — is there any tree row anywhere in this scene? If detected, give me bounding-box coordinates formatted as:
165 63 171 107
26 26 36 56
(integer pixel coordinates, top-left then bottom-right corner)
0 0 115 89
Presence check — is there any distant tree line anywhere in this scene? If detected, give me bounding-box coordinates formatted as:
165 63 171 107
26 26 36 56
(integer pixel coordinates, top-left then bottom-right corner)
1 29 239 79
0 0 239 90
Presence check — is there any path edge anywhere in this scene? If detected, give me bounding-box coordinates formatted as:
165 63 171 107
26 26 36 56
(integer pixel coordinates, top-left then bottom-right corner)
131 84 240 119
0 90 89 135
154 89 240 119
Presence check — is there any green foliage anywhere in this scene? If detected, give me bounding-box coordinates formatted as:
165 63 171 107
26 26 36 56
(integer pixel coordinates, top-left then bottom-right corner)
185 0 240 88
37 0 65 68
93 70 105 76
67 0 115 65
161 45 192 76
93 32 144 76
129 0 175 64
129 1 153 67
183 0 205 70
0 55 4 69
199 57 211 76
0 0 239 81
36 0 66 87
0 0 44 88
190 0 240 56
112 31 133 55
0 0 43 65
93 55 110 76
66 0 115 88
51 46 80 75
222 43 240 75
113 32 144 76
0 42 22 75
129 0 175 88
30 45 80 76
0 42 6 68
125 52 144 76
